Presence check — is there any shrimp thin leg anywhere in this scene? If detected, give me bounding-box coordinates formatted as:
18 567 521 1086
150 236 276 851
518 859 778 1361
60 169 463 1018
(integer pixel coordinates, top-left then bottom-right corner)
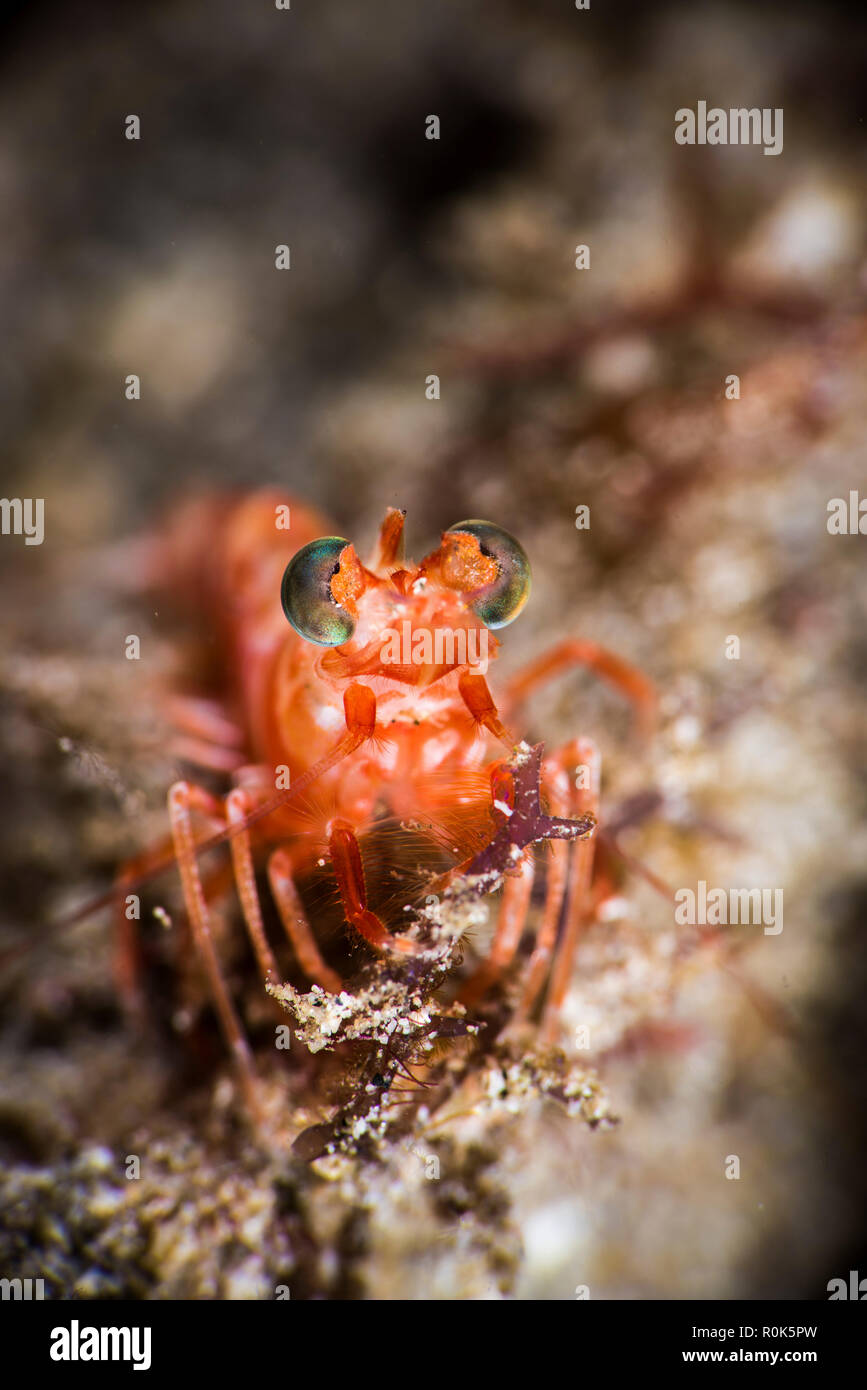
268 847 343 992
514 756 573 1022
166 693 246 774
168 780 259 1114
505 638 656 735
459 849 535 1006
226 787 280 988
540 737 601 1042
226 785 343 992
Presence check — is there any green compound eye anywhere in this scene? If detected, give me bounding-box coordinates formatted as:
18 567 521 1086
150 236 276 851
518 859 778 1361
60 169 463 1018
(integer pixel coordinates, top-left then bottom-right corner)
281 537 356 646
445 520 531 629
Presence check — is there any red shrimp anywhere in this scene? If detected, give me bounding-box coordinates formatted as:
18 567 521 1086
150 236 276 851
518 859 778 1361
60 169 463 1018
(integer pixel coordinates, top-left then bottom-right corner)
111 490 655 1115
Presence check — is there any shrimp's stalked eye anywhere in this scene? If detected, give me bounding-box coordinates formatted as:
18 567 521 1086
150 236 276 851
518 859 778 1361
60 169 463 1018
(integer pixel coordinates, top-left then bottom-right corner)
444 520 531 629
281 537 357 646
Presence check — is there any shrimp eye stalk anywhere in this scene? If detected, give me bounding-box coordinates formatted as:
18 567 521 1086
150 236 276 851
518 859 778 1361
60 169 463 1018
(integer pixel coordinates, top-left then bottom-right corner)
281 537 357 646
444 520 532 629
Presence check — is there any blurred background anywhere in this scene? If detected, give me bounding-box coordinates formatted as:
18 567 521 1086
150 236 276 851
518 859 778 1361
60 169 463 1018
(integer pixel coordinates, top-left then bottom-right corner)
0 0 866 1299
